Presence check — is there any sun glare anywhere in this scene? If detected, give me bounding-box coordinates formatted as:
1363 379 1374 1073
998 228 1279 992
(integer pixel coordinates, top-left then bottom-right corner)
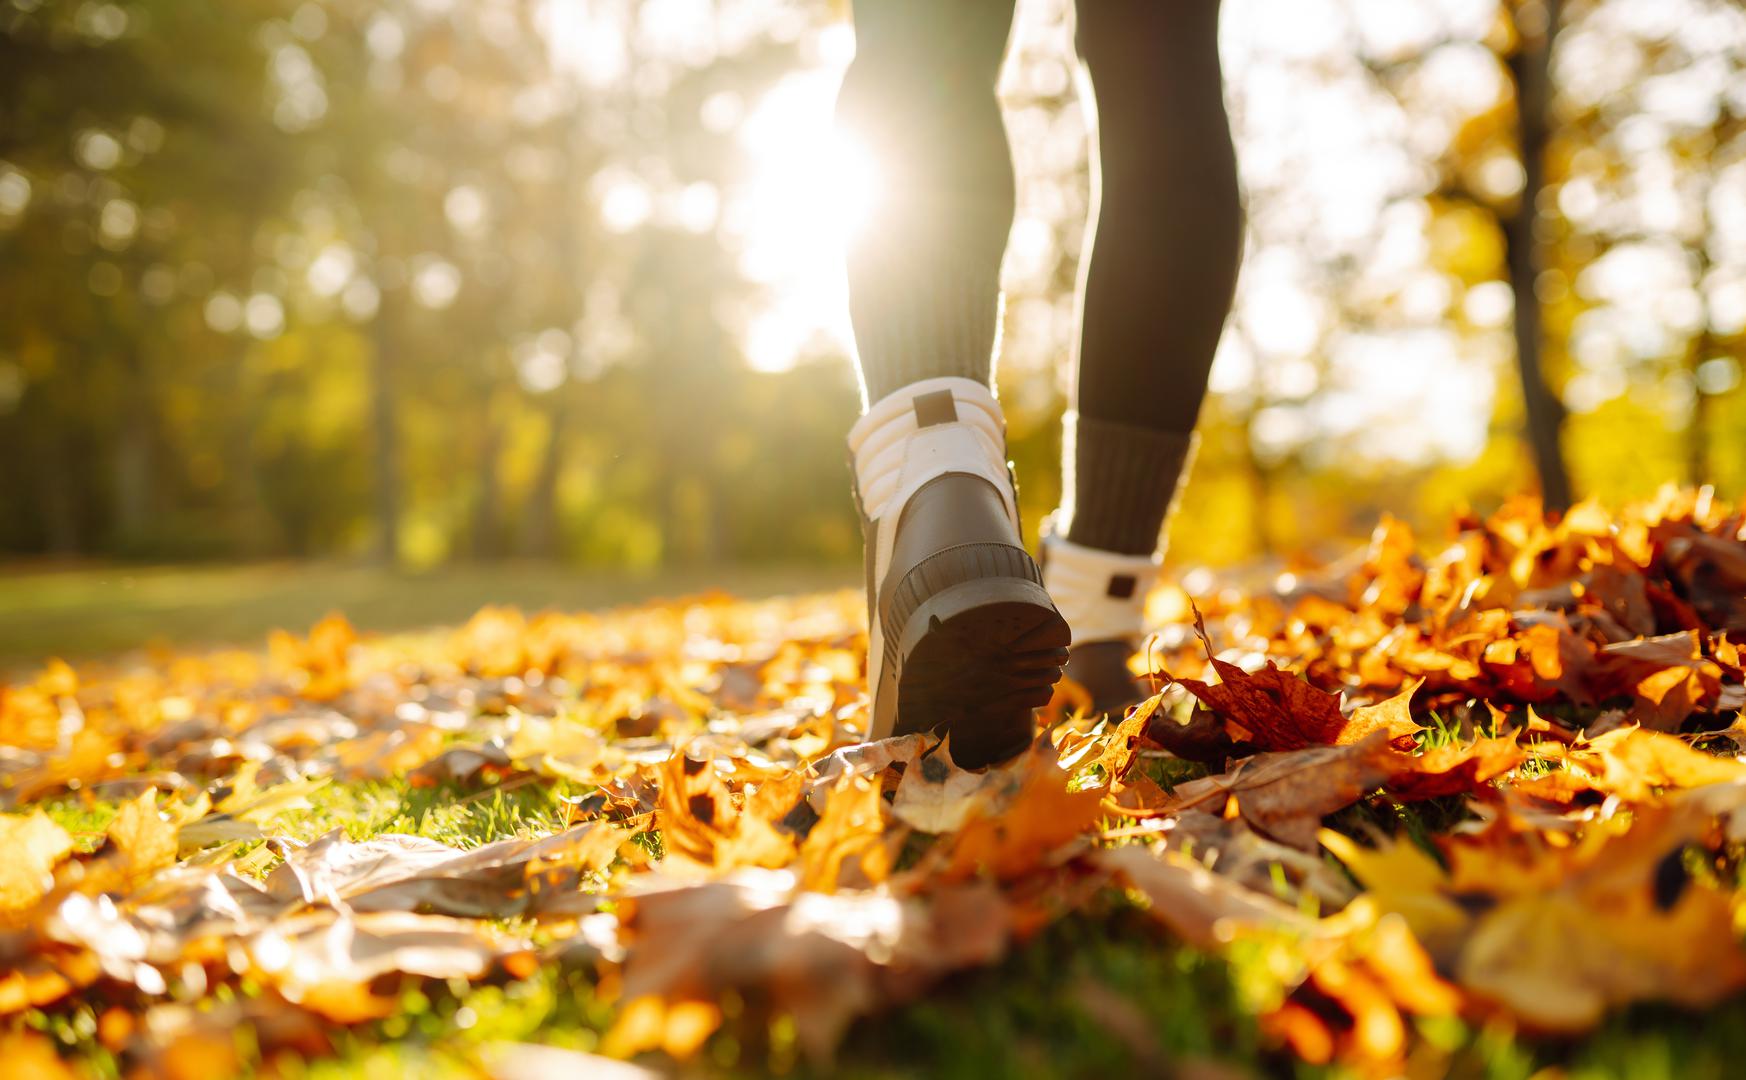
539 3 874 375
825 132 879 245
732 69 878 372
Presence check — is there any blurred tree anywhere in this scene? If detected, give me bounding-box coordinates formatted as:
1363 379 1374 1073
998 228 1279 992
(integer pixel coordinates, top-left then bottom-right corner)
1548 0 1746 503
3 0 1742 574
0 0 306 555
1504 0 1575 510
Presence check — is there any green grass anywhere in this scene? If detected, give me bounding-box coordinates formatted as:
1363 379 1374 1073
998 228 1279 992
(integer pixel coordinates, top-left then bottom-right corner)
13 603 1744 1077
39 776 586 865
31 796 122 852
28 774 1746 1079
288 778 585 848
820 903 1272 1080
0 560 854 671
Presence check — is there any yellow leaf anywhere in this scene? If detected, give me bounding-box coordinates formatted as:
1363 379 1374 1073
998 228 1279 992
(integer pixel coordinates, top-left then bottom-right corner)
0 1030 79 1080
1336 677 1424 750
799 774 890 893
1580 727 1746 802
108 790 178 875
1319 830 1471 964
0 812 74 918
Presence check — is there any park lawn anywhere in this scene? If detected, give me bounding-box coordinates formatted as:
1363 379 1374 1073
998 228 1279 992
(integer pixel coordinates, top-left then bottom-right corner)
8 493 1746 1079
22 771 1746 1080
0 560 854 672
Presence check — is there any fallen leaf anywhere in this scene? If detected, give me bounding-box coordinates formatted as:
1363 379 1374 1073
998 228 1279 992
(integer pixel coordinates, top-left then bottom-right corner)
936 737 1106 880
1325 789 1746 1031
1096 844 1307 948
1572 726 1746 802
1167 610 1349 750
484 1041 666 1080
1162 810 1357 910
1384 734 1525 802
1 1029 80 1080
890 738 1003 834
1336 678 1425 751
0 812 74 919
799 774 893 893
1149 733 1399 850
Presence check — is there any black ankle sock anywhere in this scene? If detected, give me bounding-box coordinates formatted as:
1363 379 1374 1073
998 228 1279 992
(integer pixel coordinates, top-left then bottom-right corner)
1063 415 1196 556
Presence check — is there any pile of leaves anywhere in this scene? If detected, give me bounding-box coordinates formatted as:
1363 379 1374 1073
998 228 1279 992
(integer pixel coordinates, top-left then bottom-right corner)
4 487 1746 1077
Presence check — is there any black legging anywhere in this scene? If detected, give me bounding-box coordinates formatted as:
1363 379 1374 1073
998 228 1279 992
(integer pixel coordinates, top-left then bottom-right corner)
837 0 1241 435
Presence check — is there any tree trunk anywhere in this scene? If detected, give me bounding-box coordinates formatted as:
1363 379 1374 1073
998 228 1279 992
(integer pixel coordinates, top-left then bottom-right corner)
108 325 156 547
1504 0 1574 511
371 290 402 565
225 345 273 555
112 394 154 543
1688 136 1724 491
1250 462 1277 559
470 404 502 559
33 408 80 555
521 395 567 559
1688 326 1716 489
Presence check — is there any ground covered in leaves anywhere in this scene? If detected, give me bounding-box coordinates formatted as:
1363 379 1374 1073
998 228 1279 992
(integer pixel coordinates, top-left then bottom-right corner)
6 489 1746 1079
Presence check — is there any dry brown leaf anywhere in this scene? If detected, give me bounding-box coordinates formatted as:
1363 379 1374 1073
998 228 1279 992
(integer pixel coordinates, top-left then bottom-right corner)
1456 882 1746 1030
600 866 1015 1064
1139 699 1246 763
1166 610 1350 750
1152 734 1399 850
1161 810 1357 909
347 826 625 918
656 748 797 872
268 612 358 701
1325 787 1746 1032
0 948 101 1015
333 724 449 781
1571 726 1746 802
1056 701 1155 782
1096 844 1308 948
246 910 523 1017
255 826 623 919
6 495 1746 1073
889 738 1004 834
1597 631 1724 730
806 733 930 806
265 831 463 906
61 791 180 900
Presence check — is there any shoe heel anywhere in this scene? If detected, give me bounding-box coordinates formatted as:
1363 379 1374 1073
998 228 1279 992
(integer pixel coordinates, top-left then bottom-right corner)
883 549 1071 767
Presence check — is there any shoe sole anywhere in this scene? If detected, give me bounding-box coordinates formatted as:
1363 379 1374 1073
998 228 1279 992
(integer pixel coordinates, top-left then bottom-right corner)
1063 639 1151 718
889 575 1071 768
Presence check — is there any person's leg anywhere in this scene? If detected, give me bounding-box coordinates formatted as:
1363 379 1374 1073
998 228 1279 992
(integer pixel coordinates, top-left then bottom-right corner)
1044 0 1243 709
837 0 1016 403
838 0 1069 765
1068 0 1239 550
